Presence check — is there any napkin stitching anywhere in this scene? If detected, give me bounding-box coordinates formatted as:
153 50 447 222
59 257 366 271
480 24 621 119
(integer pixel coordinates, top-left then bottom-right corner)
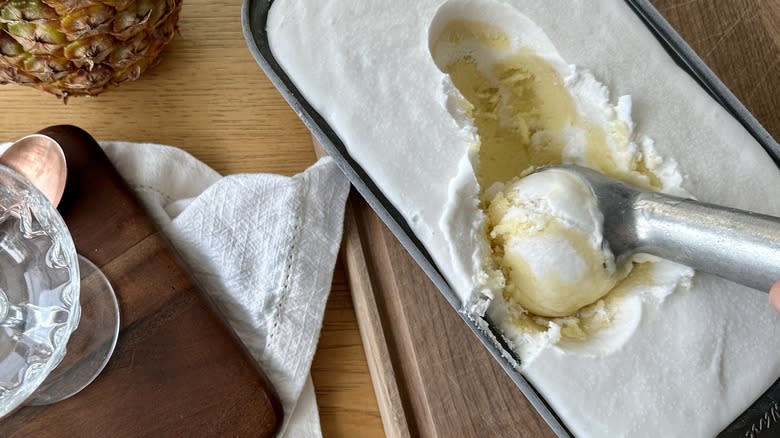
129 183 174 204
269 183 304 344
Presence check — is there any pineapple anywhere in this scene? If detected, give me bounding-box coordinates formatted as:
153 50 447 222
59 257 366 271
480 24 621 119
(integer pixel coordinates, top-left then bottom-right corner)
0 0 182 98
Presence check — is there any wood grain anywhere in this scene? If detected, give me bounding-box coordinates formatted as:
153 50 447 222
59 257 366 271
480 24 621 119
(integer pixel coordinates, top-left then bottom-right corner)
343 206 411 438
0 126 282 437
653 0 780 141
343 1 780 437
312 261 386 438
0 1 383 436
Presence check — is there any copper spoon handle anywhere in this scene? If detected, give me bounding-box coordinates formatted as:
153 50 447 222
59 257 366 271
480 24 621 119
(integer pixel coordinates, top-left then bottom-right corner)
0 133 67 206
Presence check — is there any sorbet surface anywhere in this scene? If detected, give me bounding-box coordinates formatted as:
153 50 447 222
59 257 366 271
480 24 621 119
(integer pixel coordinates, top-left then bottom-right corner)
267 0 780 436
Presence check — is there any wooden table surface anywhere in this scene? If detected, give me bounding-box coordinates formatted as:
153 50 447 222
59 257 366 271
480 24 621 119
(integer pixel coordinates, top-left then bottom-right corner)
0 1 776 437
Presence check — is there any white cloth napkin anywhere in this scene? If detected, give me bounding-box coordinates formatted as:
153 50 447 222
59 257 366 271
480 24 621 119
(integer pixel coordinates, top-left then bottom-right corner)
101 142 350 437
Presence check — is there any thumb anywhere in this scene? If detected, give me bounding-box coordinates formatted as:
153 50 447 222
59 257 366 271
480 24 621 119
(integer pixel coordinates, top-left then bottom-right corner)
770 280 780 312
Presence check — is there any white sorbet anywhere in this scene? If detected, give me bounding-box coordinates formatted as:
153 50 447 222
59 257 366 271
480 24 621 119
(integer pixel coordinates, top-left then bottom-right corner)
267 0 780 436
484 169 625 318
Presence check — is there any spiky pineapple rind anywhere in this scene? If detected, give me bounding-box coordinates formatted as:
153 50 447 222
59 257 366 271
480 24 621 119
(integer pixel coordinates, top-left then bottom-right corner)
0 0 182 98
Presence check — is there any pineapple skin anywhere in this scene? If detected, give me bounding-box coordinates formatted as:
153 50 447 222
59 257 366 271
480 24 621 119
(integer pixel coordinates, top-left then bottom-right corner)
0 0 182 98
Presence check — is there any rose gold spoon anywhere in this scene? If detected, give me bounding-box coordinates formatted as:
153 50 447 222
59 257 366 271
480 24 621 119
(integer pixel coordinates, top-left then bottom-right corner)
0 133 67 206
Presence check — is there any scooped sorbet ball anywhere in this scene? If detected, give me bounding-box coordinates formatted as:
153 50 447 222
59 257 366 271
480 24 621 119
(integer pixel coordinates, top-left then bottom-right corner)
485 169 630 317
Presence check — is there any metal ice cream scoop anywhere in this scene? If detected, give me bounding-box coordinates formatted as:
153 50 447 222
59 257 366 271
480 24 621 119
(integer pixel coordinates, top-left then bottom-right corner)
538 165 780 292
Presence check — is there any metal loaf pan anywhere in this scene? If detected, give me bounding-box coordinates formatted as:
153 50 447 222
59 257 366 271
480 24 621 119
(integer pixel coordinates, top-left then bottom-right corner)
241 1 780 436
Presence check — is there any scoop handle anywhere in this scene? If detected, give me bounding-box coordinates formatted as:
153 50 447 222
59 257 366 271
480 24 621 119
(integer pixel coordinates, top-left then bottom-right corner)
633 193 780 292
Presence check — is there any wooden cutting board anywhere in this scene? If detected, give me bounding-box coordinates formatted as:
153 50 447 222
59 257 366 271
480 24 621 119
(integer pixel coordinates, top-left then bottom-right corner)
0 125 282 437
340 1 780 437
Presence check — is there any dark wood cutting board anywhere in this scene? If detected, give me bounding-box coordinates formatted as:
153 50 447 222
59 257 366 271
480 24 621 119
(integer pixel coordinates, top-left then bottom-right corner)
340 1 780 437
0 126 282 437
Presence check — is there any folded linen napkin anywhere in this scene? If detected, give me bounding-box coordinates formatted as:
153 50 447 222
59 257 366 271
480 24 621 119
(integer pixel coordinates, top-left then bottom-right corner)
100 142 350 437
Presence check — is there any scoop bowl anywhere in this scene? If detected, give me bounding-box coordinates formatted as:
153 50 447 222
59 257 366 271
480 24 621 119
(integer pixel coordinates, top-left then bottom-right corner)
535 165 780 293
